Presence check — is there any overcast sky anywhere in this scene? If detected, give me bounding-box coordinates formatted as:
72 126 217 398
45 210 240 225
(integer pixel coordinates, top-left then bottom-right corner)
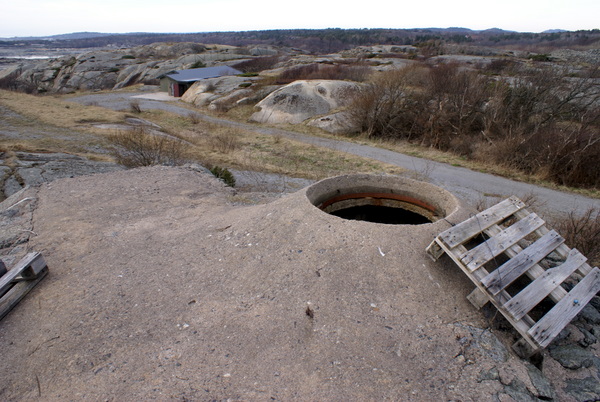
1 0 598 38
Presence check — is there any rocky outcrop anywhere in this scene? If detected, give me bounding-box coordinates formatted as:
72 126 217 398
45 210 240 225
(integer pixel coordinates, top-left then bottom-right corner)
0 42 256 94
181 75 270 111
0 152 123 200
250 80 360 125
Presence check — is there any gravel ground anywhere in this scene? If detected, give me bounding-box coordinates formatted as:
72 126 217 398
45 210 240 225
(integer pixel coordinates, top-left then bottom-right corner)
68 89 600 217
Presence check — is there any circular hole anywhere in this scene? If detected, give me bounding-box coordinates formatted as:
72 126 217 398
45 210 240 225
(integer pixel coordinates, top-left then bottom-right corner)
306 175 457 225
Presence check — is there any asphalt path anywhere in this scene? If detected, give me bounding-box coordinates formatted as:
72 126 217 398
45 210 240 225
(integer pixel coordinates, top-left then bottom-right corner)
69 91 600 216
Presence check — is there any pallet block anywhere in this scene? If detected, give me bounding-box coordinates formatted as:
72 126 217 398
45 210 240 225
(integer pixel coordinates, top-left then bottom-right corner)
0 252 48 321
426 197 600 357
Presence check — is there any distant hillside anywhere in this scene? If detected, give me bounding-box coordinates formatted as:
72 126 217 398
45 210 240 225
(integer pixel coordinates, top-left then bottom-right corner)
0 32 114 41
45 32 116 40
1 28 599 54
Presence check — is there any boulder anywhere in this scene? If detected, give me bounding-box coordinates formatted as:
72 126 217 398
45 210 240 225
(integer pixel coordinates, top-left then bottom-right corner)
181 76 259 107
307 111 359 134
250 80 360 125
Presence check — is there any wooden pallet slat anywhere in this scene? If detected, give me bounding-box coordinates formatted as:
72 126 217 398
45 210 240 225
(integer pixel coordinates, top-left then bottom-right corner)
0 253 46 296
439 196 525 248
529 267 600 348
504 249 587 320
482 230 564 295
427 196 600 357
459 213 545 271
0 252 48 321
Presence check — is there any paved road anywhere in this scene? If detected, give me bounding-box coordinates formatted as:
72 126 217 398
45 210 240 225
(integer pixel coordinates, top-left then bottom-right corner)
69 91 600 216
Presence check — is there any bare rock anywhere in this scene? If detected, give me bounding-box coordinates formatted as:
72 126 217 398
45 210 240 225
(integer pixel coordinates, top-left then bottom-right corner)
579 305 600 325
455 323 509 363
499 379 537 402
250 80 360 125
549 344 597 369
564 377 600 402
3 176 23 198
0 187 37 264
525 363 555 400
181 76 258 107
1 152 124 199
308 111 360 134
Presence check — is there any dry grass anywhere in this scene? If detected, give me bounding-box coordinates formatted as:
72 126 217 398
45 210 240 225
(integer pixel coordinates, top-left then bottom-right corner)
0 89 126 128
143 109 404 179
207 128 242 154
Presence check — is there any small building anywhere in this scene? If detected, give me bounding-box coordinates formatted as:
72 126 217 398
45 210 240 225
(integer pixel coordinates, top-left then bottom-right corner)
159 66 242 97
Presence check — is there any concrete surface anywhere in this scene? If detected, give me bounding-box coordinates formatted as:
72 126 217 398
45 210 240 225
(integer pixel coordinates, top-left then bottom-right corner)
1 167 597 400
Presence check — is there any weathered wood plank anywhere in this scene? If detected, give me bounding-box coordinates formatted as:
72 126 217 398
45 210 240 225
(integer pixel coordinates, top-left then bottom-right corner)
425 240 445 261
0 253 46 296
483 220 568 303
482 230 564 295
460 213 545 272
512 209 593 277
432 235 537 333
467 287 489 309
0 267 48 321
438 196 525 248
529 267 600 348
504 249 587 321
512 338 539 358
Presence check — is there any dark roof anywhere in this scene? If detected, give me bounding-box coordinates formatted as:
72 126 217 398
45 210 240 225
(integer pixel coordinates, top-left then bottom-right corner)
165 66 242 83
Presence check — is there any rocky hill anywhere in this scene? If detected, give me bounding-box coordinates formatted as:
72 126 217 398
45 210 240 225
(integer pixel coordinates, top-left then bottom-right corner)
0 42 279 94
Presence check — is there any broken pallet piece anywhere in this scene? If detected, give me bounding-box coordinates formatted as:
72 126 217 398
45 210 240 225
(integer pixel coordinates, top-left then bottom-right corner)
0 252 48 321
426 196 600 357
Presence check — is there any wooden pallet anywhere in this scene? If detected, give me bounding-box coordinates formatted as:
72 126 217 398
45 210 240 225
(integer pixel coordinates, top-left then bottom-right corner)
426 196 600 357
0 252 48 321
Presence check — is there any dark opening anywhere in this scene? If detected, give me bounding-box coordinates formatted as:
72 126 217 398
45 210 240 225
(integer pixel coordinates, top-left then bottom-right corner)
330 205 431 225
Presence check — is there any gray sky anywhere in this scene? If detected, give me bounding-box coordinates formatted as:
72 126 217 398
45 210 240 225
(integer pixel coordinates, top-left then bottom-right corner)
1 0 598 37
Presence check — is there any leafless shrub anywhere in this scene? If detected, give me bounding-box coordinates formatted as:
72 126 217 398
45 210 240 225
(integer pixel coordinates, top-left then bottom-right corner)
232 56 285 73
188 112 201 124
208 129 241 154
0 69 38 93
421 63 489 151
348 60 600 188
346 66 427 139
129 100 142 114
553 207 600 267
108 127 186 167
277 63 371 83
485 59 517 75
518 192 547 212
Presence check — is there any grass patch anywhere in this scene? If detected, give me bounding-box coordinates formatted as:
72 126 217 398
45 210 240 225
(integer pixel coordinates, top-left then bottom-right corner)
0 89 126 128
142 109 403 180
